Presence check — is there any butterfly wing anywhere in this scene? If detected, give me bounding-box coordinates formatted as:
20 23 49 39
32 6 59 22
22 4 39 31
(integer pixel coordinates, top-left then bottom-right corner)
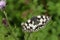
21 15 51 32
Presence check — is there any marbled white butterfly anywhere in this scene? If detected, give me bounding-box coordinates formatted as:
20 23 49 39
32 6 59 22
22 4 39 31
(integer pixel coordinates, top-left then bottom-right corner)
21 15 51 32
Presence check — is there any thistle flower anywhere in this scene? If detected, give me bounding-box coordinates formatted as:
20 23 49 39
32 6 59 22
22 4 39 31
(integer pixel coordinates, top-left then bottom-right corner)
0 0 6 9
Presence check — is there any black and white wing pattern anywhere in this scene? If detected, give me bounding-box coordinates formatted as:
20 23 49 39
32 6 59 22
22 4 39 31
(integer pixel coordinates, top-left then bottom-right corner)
21 15 51 32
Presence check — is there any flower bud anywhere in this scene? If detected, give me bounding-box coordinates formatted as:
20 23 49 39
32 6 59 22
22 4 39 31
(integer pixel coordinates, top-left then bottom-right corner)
2 18 9 26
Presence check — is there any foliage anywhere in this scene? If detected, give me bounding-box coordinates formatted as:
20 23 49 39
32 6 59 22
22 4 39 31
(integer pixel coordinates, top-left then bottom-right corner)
0 0 60 40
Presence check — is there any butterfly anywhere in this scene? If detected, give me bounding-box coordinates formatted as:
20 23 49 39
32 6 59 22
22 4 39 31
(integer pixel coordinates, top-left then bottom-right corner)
21 15 51 32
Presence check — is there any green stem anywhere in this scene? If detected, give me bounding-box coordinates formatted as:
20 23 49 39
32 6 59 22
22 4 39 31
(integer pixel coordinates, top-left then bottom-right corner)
3 10 10 27
1 10 17 40
26 32 31 40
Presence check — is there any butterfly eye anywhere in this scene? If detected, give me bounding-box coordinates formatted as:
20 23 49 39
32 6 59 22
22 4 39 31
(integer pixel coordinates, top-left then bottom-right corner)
21 15 51 32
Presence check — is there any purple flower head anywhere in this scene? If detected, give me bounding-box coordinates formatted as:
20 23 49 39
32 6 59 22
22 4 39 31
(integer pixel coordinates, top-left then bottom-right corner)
0 0 6 9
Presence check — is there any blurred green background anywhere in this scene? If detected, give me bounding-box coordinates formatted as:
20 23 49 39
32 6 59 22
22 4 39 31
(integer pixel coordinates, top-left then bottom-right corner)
0 0 60 40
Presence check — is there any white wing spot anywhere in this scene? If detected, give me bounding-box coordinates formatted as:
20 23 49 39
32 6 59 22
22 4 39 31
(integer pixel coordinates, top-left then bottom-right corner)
37 15 41 18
